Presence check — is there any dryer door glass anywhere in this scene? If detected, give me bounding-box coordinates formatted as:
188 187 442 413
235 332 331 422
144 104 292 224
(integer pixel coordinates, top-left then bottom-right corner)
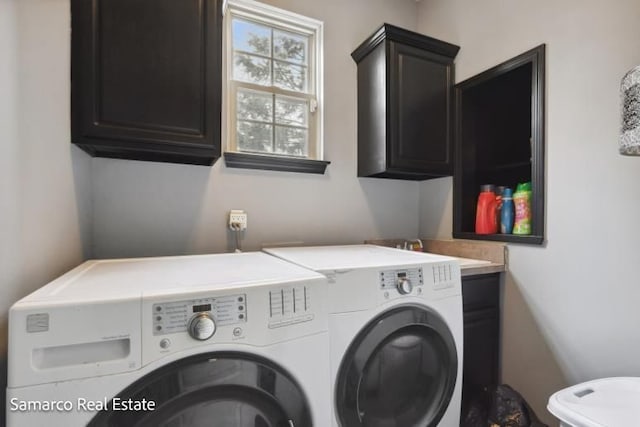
335 305 458 427
88 352 311 427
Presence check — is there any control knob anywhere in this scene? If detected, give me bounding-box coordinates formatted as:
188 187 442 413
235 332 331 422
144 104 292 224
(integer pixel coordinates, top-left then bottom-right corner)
188 313 216 341
397 277 413 295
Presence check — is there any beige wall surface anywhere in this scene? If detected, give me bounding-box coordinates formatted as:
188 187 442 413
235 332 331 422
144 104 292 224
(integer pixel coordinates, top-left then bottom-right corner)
0 0 93 419
417 0 640 424
12 0 637 424
92 0 421 259
1 0 422 420
0 0 19 416
1 0 421 339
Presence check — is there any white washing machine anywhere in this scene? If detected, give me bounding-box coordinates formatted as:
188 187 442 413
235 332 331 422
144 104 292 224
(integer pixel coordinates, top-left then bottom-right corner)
264 245 463 427
6 252 330 427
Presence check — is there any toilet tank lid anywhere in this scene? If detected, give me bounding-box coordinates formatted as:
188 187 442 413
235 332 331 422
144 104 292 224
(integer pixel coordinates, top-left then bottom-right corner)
547 377 640 427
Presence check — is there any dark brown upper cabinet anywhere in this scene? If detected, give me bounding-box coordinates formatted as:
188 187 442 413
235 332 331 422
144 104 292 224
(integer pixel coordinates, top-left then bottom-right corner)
71 0 222 166
352 24 460 180
453 45 545 244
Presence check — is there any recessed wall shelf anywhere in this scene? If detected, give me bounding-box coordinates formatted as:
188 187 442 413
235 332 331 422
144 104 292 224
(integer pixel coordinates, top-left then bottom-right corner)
453 45 545 245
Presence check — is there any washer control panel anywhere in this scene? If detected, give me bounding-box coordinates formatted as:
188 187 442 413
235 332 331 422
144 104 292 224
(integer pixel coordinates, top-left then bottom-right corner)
152 294 246 336
380 268 424 293
268 285 313 329
429 263 456 290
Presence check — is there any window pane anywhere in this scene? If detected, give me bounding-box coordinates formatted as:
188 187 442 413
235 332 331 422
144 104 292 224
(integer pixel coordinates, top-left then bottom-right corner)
232 19 271 56
228 6 320 161
238 90 273 123
274 30 308 65
238 121 273 153
274 61 307 92
276 96 307 126
234 53 271 86
275 126 308 157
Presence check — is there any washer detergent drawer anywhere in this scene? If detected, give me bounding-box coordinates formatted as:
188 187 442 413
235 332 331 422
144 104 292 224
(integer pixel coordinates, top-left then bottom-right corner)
8 299 141 387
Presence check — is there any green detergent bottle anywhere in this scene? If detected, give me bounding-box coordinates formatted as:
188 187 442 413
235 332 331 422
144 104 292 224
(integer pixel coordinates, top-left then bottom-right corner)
512 182 532 235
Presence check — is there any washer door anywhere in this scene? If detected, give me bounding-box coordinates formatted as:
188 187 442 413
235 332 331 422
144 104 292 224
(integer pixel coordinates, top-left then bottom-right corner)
335 305 458 427
89 352 311 427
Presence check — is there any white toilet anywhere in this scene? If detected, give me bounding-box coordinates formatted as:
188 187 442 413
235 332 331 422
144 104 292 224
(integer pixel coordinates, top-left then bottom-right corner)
548 377 640 426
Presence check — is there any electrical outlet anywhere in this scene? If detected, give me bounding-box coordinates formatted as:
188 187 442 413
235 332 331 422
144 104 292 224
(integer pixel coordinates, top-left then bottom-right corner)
229 210 247 231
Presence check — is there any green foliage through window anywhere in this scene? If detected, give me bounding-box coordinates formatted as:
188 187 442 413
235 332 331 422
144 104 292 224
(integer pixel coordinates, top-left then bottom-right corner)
232 18 311 157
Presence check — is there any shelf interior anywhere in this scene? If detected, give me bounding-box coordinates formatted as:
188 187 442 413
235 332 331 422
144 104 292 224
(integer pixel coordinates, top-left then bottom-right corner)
454 45 546 245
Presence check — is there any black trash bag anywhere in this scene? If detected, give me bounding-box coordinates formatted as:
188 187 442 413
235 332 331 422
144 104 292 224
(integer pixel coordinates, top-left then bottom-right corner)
487 384 547 427
461 384 548 427
461 385 491 427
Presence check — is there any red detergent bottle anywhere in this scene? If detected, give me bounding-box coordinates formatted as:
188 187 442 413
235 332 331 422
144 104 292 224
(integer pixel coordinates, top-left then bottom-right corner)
475 185 498 234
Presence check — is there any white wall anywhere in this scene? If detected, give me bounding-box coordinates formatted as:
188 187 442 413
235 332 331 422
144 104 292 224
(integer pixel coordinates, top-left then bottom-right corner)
0 5 20 407
0 0 92 417
417 0 640 423
92 0 422 258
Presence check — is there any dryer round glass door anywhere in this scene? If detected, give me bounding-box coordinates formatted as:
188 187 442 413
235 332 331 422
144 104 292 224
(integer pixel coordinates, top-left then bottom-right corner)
88 352 311 427
335 305 458 427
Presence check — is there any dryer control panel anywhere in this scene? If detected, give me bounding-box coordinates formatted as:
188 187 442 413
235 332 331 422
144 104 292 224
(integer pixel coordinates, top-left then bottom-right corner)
152 294 246 336
380 268 424 293
379 262 457 298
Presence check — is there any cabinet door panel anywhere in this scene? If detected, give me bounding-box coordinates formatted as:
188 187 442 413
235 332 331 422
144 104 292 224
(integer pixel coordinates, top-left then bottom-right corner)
390 42 454 174
99 0 204 134
462 273 501 311
72 0 222 165
463 309 500 389
461 273 501 421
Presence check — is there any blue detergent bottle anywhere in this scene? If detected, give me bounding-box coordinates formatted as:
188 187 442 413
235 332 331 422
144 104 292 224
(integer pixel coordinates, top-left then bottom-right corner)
500 187 514 234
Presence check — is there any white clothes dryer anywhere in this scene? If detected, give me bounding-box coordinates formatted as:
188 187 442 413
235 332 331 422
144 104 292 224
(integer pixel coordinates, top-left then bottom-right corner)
6 252 330 427
264 245 463 427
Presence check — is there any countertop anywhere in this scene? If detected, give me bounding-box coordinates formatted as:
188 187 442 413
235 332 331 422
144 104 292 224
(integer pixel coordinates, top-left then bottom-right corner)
364 238 507 277
454 257 505 277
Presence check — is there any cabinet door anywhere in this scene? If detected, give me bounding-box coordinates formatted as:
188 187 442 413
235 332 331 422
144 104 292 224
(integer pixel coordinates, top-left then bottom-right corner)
463 308 500 391
388 41 454 175
461 274 501 420
71 0 222 165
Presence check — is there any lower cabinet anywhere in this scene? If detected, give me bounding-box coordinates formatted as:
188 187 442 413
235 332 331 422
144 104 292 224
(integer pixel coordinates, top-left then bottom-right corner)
461 273 501 422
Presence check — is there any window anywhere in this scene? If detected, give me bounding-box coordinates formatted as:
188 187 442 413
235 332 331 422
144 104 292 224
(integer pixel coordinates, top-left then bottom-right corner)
224 0 326 172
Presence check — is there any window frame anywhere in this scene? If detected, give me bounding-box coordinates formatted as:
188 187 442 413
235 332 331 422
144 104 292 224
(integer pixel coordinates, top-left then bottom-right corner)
223 0 324 163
